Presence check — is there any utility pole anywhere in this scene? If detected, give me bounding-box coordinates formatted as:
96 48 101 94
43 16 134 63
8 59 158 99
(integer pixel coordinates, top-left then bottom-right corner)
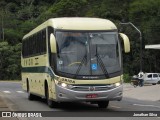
120 22 143 72
1 9 4 41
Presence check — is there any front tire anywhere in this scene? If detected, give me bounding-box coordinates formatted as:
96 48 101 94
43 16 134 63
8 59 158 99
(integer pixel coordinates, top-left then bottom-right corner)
97 101 109 108
28 93 36 100
45 83 57 108
47 98 55 108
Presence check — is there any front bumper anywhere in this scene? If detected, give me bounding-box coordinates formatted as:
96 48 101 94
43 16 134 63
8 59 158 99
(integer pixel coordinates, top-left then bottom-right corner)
55 84 123 102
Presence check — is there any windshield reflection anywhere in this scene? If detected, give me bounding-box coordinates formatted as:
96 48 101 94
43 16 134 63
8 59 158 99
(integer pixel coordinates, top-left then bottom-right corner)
55 31 121 78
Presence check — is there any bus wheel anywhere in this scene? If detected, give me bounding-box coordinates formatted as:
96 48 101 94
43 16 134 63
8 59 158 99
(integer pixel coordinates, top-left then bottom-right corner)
46 84 57 108
47 99 56 108
28 93 36 101
26 79 29 93
27 81 36 100
97 101 109 108
28 88 36 100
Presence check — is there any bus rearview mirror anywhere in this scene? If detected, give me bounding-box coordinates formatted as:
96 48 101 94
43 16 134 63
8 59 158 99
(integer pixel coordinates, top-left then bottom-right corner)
119 33 130 53
50 33 57 53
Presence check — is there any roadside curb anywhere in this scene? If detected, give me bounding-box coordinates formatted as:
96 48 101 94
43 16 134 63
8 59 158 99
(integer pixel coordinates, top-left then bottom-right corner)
0 92 11 111
0 90 21 111
0 92 21 120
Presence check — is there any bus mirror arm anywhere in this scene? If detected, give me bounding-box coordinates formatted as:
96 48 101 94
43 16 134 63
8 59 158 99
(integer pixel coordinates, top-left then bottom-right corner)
119 33 130 53
50 33 57 53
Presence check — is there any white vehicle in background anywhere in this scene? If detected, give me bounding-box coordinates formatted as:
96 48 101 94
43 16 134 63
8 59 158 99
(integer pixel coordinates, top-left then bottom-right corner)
143 73 160 85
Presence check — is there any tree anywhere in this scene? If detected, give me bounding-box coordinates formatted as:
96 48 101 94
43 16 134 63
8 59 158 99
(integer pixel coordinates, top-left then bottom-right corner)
38 0 87 22
0 0 160 80
129 0 160 73
0 42 21 80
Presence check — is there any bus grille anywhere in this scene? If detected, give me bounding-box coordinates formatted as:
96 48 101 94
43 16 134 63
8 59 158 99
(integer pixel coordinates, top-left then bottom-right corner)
70 85 114 91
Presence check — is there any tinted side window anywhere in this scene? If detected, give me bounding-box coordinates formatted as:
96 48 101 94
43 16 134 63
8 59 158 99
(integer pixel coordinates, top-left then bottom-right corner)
153 74 158 78
22 40 25 56
42 30 46 53
147 74 152 78
22 29 47 58
33 35 36 55
36 33 40 54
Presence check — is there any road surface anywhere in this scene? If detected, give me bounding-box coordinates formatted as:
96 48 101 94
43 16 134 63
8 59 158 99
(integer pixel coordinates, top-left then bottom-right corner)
0 81 160 120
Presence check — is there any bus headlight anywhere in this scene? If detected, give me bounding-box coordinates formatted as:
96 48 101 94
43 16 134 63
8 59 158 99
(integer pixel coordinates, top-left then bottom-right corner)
61 83 67 88
55 81 67 88
114 82 121 87
55 80 73 89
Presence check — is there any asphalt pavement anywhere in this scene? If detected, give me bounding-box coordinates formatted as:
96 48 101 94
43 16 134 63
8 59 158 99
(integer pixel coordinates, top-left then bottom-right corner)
0 93 10 111
123 83 160 101
0 82 159 111
0 91 18 120
0 82 160 120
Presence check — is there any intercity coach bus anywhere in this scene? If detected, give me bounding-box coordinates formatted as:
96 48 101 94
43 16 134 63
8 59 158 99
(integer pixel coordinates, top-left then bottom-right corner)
21 17 130 108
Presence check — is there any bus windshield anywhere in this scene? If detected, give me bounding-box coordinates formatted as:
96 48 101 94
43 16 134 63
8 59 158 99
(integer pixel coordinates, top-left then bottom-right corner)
55 31 121 79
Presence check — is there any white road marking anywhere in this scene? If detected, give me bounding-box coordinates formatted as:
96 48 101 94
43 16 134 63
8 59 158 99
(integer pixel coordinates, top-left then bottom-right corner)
110 105 121 109
2 90 25 94
16 91 25 93
3 91 11 93
133 104 160 108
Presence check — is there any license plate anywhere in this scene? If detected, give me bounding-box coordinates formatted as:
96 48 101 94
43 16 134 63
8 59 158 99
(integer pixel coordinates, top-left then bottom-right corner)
86 94 98 98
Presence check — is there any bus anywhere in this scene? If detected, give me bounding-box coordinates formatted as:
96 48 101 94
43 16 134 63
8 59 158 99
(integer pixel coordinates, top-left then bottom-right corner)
21 17 130 108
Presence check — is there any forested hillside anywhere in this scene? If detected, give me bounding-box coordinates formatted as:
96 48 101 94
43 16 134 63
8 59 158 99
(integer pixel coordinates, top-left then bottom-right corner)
0 0 160 80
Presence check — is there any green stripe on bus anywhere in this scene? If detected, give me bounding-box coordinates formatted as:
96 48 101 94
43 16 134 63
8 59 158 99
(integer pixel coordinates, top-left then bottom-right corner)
22 66 54 77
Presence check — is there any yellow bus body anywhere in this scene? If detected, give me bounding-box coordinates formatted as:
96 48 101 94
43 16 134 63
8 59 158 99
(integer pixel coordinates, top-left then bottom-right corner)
21 18 130 108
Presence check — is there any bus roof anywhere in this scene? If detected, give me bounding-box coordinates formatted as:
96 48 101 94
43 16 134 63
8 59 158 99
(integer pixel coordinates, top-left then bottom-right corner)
23 17 117 39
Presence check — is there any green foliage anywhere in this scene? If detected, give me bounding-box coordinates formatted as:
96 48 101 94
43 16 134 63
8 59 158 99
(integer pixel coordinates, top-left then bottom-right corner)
123 74 131 83
5 2 19 13
38 0 87 22
0 42 21 80
126 0 160 74
4 29 22 45
50 0 87 17
19 20 37 34
0 0 160 80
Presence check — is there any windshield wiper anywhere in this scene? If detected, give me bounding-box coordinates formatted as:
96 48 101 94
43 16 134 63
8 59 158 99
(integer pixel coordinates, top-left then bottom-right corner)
95 45 109 78
74 54 87 79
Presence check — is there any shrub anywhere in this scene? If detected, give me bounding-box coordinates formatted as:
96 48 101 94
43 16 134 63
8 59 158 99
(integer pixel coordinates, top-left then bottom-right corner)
123 73 131 83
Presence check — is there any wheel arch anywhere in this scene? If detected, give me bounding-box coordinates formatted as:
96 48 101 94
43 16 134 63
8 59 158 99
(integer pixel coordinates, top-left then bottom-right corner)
26 78 29 92
44 80 48 98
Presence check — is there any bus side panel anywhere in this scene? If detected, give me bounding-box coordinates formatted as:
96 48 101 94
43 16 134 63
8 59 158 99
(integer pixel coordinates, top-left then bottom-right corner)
22 72 28 91
21 54 49 97
22 70 57 99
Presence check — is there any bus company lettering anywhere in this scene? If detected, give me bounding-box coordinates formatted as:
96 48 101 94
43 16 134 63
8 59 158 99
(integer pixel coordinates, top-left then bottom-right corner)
58 77 75 84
